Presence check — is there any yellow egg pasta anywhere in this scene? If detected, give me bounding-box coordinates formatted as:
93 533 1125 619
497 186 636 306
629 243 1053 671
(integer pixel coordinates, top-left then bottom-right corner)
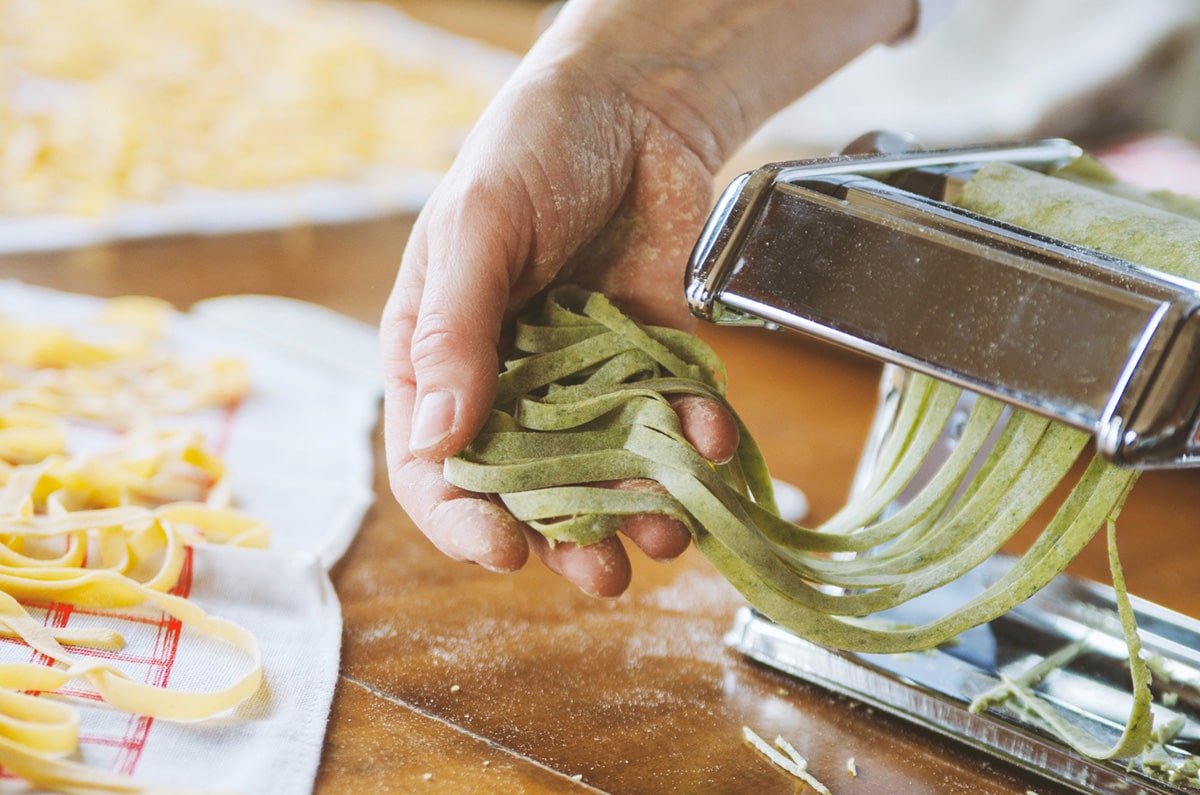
0 295 267 793
0 0 495 216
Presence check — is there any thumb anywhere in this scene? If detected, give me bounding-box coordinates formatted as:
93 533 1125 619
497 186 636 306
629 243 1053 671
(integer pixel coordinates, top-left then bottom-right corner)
399 193 525 459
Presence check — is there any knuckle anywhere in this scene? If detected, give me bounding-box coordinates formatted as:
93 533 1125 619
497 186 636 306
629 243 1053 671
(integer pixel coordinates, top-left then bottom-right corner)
407 320 477 373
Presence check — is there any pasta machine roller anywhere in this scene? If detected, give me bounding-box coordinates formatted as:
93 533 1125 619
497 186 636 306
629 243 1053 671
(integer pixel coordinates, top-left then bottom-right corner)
687 134 1200 470
686 134 1200 794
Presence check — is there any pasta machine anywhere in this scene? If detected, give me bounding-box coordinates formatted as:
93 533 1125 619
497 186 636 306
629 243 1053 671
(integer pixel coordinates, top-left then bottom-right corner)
686 133 1200 794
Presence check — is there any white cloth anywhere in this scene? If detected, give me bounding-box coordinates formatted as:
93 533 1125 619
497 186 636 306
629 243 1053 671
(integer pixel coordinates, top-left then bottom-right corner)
188 294 383 568
54 547 342 795
0 280 382 794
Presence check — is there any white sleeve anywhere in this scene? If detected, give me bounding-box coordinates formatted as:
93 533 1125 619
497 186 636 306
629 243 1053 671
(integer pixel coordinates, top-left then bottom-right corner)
897 0 959 43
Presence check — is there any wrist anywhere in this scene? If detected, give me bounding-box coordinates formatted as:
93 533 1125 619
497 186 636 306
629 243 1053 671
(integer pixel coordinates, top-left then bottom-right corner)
535 0 916 170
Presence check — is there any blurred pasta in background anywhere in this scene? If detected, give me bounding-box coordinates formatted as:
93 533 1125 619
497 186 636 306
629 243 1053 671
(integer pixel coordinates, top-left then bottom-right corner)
0 0 510 218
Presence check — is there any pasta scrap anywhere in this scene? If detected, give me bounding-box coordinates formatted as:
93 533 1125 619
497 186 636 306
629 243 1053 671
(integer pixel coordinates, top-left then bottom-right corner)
742 726 831 795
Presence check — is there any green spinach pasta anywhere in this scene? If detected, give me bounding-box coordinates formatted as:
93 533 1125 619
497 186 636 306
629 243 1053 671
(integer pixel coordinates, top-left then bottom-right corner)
445 157 1200 766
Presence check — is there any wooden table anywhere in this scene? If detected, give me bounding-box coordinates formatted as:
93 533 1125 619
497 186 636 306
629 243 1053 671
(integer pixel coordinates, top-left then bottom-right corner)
4 3 1199 792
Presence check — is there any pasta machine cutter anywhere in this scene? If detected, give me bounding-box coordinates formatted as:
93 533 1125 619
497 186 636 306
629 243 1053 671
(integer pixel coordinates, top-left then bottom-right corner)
686 134 1200 793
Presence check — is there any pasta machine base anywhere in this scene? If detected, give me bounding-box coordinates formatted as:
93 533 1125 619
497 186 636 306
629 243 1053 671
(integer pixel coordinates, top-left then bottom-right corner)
726 555 1200 794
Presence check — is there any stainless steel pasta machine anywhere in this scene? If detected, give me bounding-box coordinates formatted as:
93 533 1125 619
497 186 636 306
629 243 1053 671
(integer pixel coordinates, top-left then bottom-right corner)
686 133 1200 794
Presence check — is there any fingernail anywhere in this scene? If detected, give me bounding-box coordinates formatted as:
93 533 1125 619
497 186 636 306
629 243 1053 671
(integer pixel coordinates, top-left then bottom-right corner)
410 389 455 452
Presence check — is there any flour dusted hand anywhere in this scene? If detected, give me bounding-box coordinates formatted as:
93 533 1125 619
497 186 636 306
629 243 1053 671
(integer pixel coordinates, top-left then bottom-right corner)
379 0 917 594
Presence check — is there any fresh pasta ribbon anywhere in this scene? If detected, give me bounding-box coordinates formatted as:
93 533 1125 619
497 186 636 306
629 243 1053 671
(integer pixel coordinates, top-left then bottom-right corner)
446 286 1135 654
447 158 1200 767
0 297 267 793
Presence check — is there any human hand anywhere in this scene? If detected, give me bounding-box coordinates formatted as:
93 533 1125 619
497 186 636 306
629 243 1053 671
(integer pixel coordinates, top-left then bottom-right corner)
381 0 915 595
